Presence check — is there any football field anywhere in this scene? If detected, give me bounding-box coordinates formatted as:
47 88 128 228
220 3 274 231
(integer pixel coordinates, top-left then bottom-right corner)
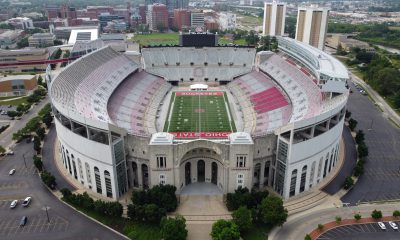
164 91 236 139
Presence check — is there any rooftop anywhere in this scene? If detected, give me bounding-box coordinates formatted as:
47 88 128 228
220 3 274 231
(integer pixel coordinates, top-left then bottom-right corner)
0 75 35 82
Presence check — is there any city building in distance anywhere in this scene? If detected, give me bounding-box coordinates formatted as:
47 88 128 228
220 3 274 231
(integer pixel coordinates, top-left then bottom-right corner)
263 1 286 36
295 6 330 50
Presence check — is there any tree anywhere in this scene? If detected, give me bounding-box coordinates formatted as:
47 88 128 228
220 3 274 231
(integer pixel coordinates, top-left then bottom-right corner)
17 37 29 49
0 145 5 155
285 16 296 38
371 209 382 219
60 188 72 199
160 215 188 240
318 224 324 232
348 118 358 131
304 234 312 240
42 113 53 128
355 130 365 144
257 196 288 226
393 210 400 218
33 155 43 171
345 110 351 119
54 39 63 46
245 30 259 46
37 75 43 86
210 220 240 240
7 111 19 118
36 127 46 140
353 161 364 177
336 44 347 56
144 203 166 223
232 206 252 233
41 171 56 189
343 176 354 189
358 143 368 159
33 136 41 153
354 213 362 221
335 216 342 224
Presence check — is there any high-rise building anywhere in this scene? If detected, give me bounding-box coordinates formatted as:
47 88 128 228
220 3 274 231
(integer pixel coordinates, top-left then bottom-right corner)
147 4 168 31
191 10 204 28
173 9 190 30
262 1 286 36
295 6 329 50
139 5 147 24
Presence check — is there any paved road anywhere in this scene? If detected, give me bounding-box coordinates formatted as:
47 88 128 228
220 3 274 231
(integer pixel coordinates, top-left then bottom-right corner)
341 81 400 204
0 98 49 149
0 139 126 240
269 202 399 240
350 72 400 126
322 127 357 195
318 221 400 240
41 125 76 191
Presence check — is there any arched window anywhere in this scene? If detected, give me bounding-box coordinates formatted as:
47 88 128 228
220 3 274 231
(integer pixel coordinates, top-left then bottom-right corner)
85 162 92 185
104 170 112 198
94 167 102 194
317 157 323 178
299 165 307 193
309 161 316 187
71 154 77 179
289 169 297 197
77 158 83 183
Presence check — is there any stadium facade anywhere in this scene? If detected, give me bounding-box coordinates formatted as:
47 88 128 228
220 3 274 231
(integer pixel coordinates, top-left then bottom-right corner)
47 36 349 200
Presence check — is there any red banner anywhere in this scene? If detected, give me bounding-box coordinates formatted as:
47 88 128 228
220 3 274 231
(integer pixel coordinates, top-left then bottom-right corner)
175 91 224 96
170 132 231 139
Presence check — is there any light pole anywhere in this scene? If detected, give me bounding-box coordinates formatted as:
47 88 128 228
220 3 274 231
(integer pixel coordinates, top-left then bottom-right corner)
42 206 50 223
22 153 27 169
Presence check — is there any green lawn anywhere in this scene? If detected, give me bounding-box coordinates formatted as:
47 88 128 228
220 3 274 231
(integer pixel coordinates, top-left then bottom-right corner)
164 92 236 133
133 33 248 46
0 96 28 106
133 33 179 46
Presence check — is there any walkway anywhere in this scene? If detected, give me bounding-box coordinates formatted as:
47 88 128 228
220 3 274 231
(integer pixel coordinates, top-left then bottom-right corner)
180 182 222 195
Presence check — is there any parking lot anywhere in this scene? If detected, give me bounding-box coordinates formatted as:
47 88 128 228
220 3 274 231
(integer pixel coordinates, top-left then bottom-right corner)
318 221 400 240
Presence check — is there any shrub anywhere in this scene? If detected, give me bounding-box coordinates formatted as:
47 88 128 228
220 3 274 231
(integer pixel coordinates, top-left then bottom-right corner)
304 234 312 240
36 127 46 140
318 223 324 232
0 145 5 155
353 161 364 177
348 118 358 131
60 188 72 199
354 213 362 221
226 187 268 211
393 210 400 218
343 176 354 190
371 209 382 219
160 215 188 240
33 155 43 171
131 184 178 213
232 206 252 233
358 143 368 159
42 113 53 128
355 130 365 144
41 171 56 189
345 110 351 119
335 216 342 224
210 219 240 240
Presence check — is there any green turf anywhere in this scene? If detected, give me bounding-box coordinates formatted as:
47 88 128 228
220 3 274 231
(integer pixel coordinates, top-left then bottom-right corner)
164 92 236 133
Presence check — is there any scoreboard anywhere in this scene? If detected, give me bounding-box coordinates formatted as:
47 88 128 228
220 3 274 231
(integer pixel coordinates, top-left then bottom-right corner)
179 33 218 47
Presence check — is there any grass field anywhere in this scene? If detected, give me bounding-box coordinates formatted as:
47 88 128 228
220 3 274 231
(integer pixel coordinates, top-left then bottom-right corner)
133 33 247 46
164 92 236 134
0 96 28 106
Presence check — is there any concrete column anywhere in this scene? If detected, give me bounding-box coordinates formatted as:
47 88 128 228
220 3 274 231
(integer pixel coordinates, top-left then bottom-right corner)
259 161 266 188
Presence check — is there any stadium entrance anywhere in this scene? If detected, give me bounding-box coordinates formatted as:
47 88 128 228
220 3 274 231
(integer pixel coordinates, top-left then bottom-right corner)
180 148 223 195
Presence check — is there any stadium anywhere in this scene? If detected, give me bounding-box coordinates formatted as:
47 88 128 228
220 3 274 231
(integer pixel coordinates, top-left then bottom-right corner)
47 33 349 200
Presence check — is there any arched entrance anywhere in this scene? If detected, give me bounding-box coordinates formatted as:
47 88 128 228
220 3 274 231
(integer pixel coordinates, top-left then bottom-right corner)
253 163 261 188
197 160 205 182
185 162 191 185
132 162 138 187
211 162 218 185
141 164 149 189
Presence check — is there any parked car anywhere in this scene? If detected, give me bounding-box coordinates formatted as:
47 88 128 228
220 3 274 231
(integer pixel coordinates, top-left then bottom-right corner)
22 197 31 207
388 221 398 230
9 169 16 175
378 222 386 230
6 151 14 155
10 200 18 209
19 216 27 227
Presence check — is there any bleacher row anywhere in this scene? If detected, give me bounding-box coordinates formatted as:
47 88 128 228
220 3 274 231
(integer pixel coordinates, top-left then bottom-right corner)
227 71 292 135
141 47 256 81
107 71 171 136
259 54 322 122
51 46 138 122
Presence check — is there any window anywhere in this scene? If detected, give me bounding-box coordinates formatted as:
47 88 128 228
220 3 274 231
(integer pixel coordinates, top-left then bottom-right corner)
236 155 247 168
237 174 244 188
77 159 83 182
85 162 92 184
159 174 166 185
94 167 102 194
104 170 112 198
157 156 167 168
